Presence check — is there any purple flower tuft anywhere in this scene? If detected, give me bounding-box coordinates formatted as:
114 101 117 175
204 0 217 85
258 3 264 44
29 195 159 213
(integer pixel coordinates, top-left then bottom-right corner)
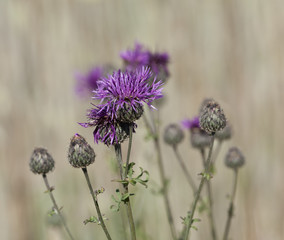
94 67 163 119
75 66 104 98
120 42 149 72
79 67 163 145
120 42 170 78
148 52 170 77
182 116 200 130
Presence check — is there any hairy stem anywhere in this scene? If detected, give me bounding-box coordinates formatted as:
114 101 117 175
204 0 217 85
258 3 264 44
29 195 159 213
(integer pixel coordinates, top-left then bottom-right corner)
200 149 217 240
184 135 215 240
82 168 112 240
114 144 136 240
223 169 238 240
124 124 133 180
42 174 75 240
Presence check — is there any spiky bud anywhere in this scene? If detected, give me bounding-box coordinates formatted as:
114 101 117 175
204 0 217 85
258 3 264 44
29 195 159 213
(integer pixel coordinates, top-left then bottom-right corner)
163 124 184 146
215 123 232 141
117 103 144 123
199 100 226 134
68 134 95 168
29 148 55 174
225 147 245 169
190 128 213 149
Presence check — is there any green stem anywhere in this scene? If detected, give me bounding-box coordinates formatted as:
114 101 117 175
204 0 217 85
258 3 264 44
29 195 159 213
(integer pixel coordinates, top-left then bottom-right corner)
114 144 136 240
155 137 177 240
173 145 197 193
212 140 223 165
184 135 215 240
42 174 75 240
223 169 238 240
200 149 217 240
82 168 112 240
124 124 134 180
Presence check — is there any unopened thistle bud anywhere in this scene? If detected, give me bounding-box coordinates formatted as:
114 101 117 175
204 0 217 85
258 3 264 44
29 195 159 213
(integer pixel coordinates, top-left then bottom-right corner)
117 103 144 123
30 148 55 174
68 134 95 168
199 100 226 134
163 124 184 146
215 123 232 141
225 147 245 169
190 128 213 149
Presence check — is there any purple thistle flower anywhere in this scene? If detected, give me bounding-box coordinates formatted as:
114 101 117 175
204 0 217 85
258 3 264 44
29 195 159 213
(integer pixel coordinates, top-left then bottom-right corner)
120 42 149 72
148 52 170 77
182 116 200 130
79 67 163 145
75 66 104 98
94 67 163 121
120 42 170 78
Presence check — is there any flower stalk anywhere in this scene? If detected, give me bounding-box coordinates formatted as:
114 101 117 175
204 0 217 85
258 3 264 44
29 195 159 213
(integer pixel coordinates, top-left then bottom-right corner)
82 167 112 240
42 174 75 240
114 143 136 240
200 149 217 240
223 169 238 240
184 135 215 240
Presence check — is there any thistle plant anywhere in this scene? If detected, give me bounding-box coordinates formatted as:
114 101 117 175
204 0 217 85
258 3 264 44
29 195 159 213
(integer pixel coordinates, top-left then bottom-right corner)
29 148 75 240
80 66 162 240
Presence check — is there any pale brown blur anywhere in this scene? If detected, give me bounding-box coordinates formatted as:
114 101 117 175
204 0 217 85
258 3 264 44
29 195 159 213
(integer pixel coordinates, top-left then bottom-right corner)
1 0 284 239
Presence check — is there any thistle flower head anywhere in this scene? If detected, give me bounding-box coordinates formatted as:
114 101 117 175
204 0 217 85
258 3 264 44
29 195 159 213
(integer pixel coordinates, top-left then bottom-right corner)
120 42 170 79
68 134 95 168
29 148 55 174
225 147 245 169
148 52 169 78
75 66 104 97
94 67 163 122
163 124 184 146
199 99 226 134
120 42 149 71
80 67 162 145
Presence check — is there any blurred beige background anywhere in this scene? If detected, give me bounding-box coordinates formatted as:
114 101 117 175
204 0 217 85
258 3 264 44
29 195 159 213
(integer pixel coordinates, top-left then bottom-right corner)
1 0 284 239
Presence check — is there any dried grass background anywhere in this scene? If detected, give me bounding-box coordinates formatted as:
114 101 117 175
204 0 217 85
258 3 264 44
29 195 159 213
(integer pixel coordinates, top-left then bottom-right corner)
1 0 284 239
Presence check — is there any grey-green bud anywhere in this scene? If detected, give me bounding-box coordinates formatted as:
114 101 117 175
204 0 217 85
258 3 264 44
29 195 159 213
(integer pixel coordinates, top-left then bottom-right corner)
30 148 55 174
68 134 95 168
164 124 184 146
225 147 245 169
215 123 232 141
199 100 226 134
190 128 213 149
